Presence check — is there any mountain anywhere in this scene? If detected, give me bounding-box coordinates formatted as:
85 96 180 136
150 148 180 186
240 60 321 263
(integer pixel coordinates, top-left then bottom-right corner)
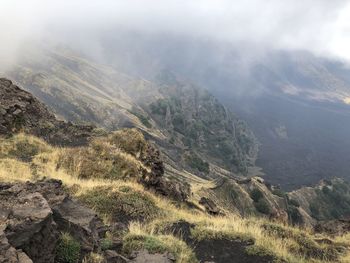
86 32 350 190
4 46 258 181
2 78 350 263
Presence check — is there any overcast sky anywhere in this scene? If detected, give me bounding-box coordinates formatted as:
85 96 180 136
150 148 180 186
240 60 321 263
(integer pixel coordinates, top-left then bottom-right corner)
1 0 350 64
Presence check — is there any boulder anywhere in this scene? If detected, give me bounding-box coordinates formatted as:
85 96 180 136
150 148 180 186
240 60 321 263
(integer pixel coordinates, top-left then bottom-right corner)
0 78 95 146
103 250 129 263
0 179 107 262
1 188 58 263
53 197 106 254
199 197 221 215
129 250 175 263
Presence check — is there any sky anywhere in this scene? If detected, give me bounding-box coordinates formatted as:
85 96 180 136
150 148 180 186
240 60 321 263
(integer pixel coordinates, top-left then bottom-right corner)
1 0 350 65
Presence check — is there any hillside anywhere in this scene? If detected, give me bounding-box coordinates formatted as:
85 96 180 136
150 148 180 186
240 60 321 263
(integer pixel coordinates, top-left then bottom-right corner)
90 33 350 190
4 47 258 179
2 79 350 262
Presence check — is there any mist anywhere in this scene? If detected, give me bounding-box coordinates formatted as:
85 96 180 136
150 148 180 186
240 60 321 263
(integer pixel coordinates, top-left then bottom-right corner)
1 0 350 70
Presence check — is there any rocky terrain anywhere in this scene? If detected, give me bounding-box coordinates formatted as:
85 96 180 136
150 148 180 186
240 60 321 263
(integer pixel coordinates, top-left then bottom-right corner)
0 78 96 146
1 78 350 262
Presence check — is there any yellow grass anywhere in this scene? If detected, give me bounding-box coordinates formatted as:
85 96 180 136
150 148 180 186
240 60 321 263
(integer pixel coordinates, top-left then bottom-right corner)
1 133 350 263
0 158 33 182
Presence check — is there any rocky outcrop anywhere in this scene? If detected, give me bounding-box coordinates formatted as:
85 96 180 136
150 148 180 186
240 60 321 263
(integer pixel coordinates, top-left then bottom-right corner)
129 250 175 263
0 179 106 262
0 183 57 263
0 78 95 146
199 197 221 215
315 219 350 236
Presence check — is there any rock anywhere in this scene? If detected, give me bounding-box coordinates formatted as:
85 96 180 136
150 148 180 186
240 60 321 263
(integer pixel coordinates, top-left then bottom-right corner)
0 179 108 263
199 197 221 215
154 179 190 202
16 251 33 263
166 220 195 243
0 78 96 146
0 229 32 263
53 197 106 255
1 189 58 263
129 250 175 263
103 250 129 263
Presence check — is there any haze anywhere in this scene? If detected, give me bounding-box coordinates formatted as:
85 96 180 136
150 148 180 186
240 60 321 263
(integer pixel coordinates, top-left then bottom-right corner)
1 0 350 67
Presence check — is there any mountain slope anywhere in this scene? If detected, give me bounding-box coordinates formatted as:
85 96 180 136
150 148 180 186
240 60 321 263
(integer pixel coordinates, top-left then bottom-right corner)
87 32 350 190
2 80 350 263
4 46 258 180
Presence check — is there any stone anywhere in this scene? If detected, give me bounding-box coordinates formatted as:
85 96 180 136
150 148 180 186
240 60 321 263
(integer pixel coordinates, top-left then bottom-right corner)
129 250 175 263
199 197 221 215
0 179 107 263
103 250 129 263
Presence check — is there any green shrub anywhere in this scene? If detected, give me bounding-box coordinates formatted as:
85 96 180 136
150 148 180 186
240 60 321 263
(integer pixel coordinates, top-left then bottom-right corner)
288 198 300 207
100 238 113 251
56 233 81 263
185 153 209 174
129 110 152 128
272 189 286 198
250 188 263 202
123 235 167 255
309 202 320 219
254 199 270 214
288 206 303 225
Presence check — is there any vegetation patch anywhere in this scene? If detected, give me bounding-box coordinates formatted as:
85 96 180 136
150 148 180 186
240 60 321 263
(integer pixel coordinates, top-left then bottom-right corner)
55 233 81 263
184 152 210 174
262 223 342 261
129 109 152 128
0 134 51 161
308 180 350 220
250 188 264 202
107 128 147 157
190 224 254 243
123 224 197 263
245 245 278 259
79 186 159 223
57 138 142 180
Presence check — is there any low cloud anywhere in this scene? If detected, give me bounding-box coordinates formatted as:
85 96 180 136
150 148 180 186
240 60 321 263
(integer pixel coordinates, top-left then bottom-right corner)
1 0 350 67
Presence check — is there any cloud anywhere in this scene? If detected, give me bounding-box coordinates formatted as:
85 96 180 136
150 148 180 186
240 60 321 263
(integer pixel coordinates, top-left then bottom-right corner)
1 0 350 64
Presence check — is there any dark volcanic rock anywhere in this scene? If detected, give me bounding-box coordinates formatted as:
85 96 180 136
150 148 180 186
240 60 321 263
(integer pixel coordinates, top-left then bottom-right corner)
1 188 57 263
0 229 33 263
0 179 107 263
103 250 129 263
53 197 106 254
137 141 190 202
129 250 175 263
0 78 95 146
199 197 221 215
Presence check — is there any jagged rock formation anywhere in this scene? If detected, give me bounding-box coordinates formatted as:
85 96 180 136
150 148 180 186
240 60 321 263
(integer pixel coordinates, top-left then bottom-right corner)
0 78 96 146
0 179 106 262
0 179 180 263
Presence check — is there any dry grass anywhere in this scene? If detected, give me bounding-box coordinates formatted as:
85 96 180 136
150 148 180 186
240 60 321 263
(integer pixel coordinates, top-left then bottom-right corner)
123 222 197 263
1 133 350 263
0 158 33 182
